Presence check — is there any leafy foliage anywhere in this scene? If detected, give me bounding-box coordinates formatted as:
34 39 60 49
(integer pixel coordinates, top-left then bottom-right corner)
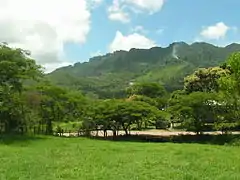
1 43 240 140
0 44 42 133
168 52 240 134
184 67 230 93
83 99 169 136
126 82 166 98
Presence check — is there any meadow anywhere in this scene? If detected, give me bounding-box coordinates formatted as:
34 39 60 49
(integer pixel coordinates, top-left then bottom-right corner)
0 136 239 180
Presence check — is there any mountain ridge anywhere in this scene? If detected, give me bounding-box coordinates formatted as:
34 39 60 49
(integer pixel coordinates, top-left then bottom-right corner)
48 42 240 98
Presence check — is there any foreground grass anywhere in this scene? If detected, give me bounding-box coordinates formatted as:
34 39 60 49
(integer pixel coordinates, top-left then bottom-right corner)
0 136 239 180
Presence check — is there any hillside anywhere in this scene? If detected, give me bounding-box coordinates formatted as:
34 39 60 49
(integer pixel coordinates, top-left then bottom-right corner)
47 42 240 98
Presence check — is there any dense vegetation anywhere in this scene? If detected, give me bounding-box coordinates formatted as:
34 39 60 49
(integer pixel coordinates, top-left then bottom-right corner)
48 42 240 98
0 43 240 137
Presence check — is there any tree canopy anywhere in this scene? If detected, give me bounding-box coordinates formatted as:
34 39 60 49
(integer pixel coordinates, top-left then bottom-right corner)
1 44 240 138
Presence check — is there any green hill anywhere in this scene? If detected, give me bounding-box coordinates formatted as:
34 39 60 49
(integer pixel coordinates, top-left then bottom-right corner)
47 42 240 98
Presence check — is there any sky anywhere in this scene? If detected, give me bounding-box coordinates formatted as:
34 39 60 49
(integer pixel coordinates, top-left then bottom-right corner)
0 0 240 72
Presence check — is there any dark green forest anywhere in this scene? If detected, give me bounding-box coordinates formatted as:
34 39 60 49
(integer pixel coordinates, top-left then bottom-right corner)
0 42 240 139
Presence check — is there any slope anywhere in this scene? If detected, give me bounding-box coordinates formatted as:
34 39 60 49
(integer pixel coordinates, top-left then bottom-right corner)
47 42 240 98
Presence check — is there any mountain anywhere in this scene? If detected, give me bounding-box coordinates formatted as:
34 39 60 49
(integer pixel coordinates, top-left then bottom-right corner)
47 42 240 99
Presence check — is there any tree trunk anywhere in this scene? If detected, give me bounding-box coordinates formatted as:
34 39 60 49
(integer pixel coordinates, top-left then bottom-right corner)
113 130 116 137
123 128 128 135
4 121 10 134
34 126 36 134
46 119 53 135
136 121 142 130
104 129 107 137
144 121 147 129
122 123 129 135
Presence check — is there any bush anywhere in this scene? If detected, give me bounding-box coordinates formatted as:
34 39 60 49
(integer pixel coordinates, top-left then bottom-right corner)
155 120 170 129
226 138 240 146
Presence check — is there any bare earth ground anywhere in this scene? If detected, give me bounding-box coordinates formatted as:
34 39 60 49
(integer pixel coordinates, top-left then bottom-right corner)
62 129 240 137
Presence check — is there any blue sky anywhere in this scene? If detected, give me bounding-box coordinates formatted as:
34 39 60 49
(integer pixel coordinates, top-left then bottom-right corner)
65 0 240 65
0 0 239 72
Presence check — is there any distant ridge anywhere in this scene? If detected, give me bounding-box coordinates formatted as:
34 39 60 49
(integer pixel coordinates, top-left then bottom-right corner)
47 42 240 98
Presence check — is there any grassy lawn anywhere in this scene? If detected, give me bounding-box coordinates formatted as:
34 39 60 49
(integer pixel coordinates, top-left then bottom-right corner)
0 136 239 180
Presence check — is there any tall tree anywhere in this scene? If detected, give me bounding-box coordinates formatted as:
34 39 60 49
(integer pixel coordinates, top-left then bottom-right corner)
0 44 42 133
218 52 240 129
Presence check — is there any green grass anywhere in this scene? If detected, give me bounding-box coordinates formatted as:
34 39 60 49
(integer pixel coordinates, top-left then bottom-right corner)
0 136 240 180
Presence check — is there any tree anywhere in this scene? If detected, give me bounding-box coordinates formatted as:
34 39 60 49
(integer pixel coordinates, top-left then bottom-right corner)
0 44 42 93
126 82 166 98
126 82 168 110
127 95 158 107
217 52 240 130
169 92 217 134
167 90 187 128
83 99 168 137
34 82 87 135
184 67 230 93
0 44 42 133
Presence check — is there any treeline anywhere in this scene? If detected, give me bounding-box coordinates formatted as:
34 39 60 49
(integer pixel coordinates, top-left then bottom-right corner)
0 44 87 134
1 44 240 136
168 57 240 134
0 44 169 135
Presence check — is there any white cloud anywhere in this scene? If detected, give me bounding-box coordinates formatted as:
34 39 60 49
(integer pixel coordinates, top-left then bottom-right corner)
108 0 130 23
88 0 103 9
108 0 165 23
108 12 130 23
125 0 164 14
109 31 157 52
0 0 91 72
200 22 230 40
91 0 103 4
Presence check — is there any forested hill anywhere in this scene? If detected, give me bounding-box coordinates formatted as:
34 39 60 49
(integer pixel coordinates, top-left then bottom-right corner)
47 42 240 98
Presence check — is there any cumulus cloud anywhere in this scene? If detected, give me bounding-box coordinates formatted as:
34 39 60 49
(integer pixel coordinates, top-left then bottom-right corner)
0 0 91 72
109 31 157 52
125 0 164 14
88 0 103 9
108 0 130 23
108 0 165 23
91 0 103 5
200 22 230 40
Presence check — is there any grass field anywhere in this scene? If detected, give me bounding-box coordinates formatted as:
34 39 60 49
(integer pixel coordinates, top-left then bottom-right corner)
0 136 240 180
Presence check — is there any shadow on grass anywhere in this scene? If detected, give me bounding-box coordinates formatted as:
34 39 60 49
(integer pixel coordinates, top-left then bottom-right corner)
0 134 46 145
88 134 240 146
